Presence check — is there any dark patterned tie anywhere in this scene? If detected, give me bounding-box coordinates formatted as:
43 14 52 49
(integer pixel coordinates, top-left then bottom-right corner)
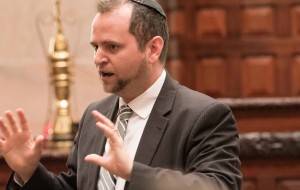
98 105 133 190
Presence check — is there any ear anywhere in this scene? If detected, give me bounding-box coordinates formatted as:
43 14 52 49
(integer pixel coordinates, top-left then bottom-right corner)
146 36 164 64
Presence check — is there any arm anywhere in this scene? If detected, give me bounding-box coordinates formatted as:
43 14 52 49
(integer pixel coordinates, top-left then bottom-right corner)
129 103 242 190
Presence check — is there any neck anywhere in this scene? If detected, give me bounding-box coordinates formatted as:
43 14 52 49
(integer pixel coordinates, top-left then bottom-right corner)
119 68 164 103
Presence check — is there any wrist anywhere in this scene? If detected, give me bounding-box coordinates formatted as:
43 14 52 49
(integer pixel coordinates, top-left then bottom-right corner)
124 160 133 181
17 166 37 183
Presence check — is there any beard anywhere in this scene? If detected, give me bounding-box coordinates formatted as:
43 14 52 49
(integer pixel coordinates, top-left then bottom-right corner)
110 78 130 93
106 56 148 95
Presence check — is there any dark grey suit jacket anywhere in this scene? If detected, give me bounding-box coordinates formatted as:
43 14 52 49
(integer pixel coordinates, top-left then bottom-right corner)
8 73 242 190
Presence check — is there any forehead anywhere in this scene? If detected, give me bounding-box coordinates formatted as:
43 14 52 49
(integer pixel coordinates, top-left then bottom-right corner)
92 3 133 33
90 4 139 48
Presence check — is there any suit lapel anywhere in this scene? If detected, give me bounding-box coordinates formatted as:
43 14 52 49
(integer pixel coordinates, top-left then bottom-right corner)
87 97 119 189
86 73 179 188
134 73 178 165
93 98 119 155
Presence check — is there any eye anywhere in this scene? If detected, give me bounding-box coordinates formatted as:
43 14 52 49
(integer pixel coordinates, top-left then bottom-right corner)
93 45 98 52
90 42 98 52
107 44 119 53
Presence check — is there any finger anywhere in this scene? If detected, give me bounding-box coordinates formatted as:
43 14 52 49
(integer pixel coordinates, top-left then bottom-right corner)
92 111 115 129
0 117 11 138
0 140 4 154
85 154 105 166
5 111 19 133
95 121 122 144
16 108 30 132
92 111 123 144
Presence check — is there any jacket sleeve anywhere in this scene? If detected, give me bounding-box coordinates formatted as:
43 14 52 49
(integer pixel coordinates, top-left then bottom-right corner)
6 143 78 190
128 103 242 190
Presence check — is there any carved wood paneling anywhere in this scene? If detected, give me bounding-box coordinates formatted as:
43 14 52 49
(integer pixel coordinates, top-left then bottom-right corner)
277 179 300 190
241 56 276 97
221 97 300 132
196 8 227 38
240 132 300 158
195 57 228 97
164 0 194 89
168 10 186 37
291 6 300 37
291 56 300 95
241 158 300 190
166 59 186 84
241 6 274 36
242 179 257 190
164 0 300 98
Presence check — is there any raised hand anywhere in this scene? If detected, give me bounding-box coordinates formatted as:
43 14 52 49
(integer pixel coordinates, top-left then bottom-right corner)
0 109 44 183
84 110 133 180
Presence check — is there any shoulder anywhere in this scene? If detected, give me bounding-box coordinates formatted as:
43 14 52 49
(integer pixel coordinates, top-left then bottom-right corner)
85 94 118 113
163 73 231 115
176 84 230 113
78 94 118 124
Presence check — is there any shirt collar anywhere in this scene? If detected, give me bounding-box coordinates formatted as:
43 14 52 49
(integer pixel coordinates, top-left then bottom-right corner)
119 70 166 119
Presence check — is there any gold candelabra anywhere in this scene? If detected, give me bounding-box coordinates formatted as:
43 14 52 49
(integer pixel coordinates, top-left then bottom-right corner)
47 0 75 148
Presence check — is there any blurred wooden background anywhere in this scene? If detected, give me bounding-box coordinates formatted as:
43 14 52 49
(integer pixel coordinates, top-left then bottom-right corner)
160 0 300 189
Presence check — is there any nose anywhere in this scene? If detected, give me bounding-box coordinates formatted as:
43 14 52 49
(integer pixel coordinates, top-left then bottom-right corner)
94 48 108 68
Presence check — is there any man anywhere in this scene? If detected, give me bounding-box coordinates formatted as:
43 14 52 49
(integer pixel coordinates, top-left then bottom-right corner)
0 0 242 189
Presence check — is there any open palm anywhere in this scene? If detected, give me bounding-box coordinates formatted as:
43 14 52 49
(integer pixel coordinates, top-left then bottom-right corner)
84 110 133 181
0 109 44 183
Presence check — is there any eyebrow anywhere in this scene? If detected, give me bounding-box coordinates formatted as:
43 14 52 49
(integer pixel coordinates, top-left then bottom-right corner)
90 40 122 46
90 40 101 47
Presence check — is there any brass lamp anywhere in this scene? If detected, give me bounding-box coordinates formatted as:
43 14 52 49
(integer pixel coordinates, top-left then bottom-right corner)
47 0 75 149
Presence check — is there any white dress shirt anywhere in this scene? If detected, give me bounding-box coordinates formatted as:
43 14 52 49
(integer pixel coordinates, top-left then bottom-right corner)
97 70 166 190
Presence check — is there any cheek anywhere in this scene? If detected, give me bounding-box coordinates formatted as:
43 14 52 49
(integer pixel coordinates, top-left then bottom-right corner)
113 45 146 77
116 55 142 74
112 59 135 79
123 61 139 76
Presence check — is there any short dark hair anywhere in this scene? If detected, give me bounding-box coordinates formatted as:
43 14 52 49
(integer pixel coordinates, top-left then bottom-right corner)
130 2 169 63
96 0 169 64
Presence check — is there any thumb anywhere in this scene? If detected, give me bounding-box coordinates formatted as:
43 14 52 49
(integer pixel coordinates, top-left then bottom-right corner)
85 154 104 166
34 135 44 151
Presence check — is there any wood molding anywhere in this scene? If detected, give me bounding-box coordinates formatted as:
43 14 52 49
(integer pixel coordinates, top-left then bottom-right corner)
240 132 300 158
219 98 300 158
220 97 300 111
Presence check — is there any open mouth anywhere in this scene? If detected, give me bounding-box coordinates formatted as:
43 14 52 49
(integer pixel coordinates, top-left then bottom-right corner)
101 71 114 77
